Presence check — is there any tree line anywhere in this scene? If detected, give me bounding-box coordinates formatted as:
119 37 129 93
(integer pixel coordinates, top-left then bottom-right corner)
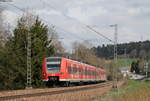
92 41 150 59
131 59 150 76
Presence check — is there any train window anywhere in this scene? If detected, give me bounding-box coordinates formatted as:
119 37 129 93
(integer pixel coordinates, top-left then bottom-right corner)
68 66 80 74
79 68 83 75
85 68 88 75
74 67 77 74
76 68 79 74
47 63 60 74
79 68 81 74
47 64 60 70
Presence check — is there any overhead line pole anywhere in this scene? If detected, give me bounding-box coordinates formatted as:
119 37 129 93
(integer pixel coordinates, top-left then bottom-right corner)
26 31 32 89
5 2 32 89
110 24 118 88
87 24 118 88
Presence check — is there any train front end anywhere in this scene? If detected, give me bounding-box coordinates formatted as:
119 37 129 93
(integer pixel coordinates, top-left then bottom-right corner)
42 57 62 83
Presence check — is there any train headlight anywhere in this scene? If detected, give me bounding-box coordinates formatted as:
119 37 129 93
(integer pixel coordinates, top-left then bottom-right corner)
43 72 46 76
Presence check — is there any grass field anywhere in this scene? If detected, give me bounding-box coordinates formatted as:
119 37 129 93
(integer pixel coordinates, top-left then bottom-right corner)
116 58 136 67
104 58 136 69
94 80 150 101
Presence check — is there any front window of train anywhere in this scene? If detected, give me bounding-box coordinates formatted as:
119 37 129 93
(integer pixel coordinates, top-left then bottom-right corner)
46 57 61 74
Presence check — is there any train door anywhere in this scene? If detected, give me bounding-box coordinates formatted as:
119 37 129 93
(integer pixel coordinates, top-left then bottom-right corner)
67 61 71 80
76 64 80 80
99 71 102 81
79 64 83 81
60 58 67 80
82 64 85 81
70 63 73 80
85 66 87 80
94 69 96 81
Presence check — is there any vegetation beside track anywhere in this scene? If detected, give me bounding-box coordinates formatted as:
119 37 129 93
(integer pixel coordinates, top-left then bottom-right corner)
94 80 150 101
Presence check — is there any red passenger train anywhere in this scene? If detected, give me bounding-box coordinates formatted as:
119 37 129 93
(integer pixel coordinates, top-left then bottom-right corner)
42 56 106 86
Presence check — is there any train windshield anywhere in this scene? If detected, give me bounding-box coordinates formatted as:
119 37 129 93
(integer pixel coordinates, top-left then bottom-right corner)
46 57 61 73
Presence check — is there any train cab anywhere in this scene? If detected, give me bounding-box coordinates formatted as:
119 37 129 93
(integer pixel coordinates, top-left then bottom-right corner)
42 57 62 82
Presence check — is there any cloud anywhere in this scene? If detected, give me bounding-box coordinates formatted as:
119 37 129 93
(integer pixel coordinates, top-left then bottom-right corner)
2 0 150 50
2 10 20 26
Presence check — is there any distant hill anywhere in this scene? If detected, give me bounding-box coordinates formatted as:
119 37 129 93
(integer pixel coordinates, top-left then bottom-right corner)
92 40 150 59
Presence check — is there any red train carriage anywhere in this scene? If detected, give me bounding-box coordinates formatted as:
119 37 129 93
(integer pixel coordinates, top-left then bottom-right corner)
42 56 106 86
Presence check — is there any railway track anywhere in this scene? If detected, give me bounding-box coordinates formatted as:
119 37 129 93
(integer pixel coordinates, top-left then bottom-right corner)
0 81 113 101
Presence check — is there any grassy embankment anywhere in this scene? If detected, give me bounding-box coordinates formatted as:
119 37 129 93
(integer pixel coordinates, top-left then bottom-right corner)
94 80 150 101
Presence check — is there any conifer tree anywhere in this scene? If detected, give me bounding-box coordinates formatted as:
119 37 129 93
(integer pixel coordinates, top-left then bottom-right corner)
3 16 55 89
30 17 54 87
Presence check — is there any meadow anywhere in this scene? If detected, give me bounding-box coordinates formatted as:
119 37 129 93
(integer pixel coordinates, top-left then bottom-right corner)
94 80 150 101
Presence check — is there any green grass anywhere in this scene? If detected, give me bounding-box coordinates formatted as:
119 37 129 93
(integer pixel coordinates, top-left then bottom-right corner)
93 80 150 101
116 58 136 67
104 59 136 69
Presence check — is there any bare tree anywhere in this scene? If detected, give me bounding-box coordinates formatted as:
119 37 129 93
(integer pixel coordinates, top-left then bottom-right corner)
139 50 147 59
130 49 137 58
138 59 145 74
147 50 150 59
49 27 65 55
72 41 105 67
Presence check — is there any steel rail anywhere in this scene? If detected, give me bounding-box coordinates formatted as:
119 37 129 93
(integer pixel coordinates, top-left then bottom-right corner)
0 81 113 101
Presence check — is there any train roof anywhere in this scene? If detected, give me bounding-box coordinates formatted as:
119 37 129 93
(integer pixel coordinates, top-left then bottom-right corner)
46 56 105 71
46 56 62 59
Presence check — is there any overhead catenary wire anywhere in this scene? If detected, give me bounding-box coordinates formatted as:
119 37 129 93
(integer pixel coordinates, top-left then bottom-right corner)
87 26 114 43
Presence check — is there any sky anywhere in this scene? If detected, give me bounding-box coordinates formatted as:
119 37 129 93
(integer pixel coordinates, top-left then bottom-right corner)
1 0 150 50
